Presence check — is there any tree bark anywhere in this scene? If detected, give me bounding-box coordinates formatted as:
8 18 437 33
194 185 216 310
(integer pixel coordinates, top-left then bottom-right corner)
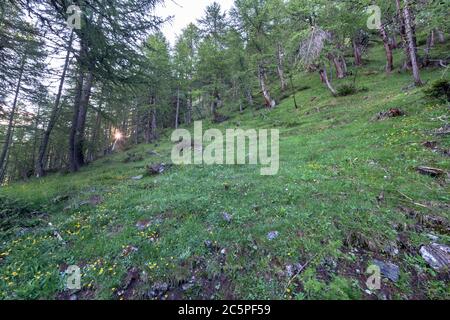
175 87 180 129
73 70 94 169
258 64 275 109
352 39 363 66
276 43 287 91
69 71 84 172
328 52 345 79
380 24 394 73
36 32 73 177
395 0 413 70
319 66 337 96
150 107 158 141
403 0 423 86
424 30 435 66
186 90 192 124
0 54 26 181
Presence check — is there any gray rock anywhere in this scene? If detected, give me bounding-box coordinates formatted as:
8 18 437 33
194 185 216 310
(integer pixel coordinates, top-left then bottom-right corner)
131 175 143 181
148 282 169 298
267 231 279 241
204 240 213 249
420 243 450 271
285 263 303 277
373 259 400 282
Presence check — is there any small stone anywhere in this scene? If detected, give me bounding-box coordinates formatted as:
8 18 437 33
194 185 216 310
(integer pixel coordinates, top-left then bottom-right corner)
135 220 151 231
267 231 279 241
420 243 450 271
131 175 143 181
148 282 169 298
373 260 400 282
220 248 227 255
204 240 213 249
69 294 78 301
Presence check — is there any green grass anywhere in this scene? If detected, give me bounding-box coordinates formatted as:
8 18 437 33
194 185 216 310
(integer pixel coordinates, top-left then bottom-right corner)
0 43 449 300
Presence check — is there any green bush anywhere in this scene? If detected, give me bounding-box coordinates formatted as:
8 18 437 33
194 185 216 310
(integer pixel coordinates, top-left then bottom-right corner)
423 79 450 102
336 84 357 96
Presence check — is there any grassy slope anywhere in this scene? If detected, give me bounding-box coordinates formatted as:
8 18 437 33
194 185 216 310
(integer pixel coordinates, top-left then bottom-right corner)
0 42 449 300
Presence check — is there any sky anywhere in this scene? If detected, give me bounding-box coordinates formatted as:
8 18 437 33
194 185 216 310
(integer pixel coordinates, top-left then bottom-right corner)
157 0 235 46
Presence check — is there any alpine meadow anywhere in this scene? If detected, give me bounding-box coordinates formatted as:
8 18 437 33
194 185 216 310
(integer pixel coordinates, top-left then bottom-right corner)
0 0 449 302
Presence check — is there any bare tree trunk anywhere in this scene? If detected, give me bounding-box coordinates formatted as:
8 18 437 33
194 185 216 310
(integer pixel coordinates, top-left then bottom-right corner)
258 64 275 108
186 90 192 124
74 70 94 169
289 73 299 109
380 24 394 73
36 32 73 177
395 0 412 70
87 103 102 162
246 88 253 107
319 66 337 96
276 43 287 91
424 30 434 66
328 53 345 79
69 71 84 172
352 39 363 66
175 87 180 129
0 54 26 181
403 0 423 86
150 107 158 141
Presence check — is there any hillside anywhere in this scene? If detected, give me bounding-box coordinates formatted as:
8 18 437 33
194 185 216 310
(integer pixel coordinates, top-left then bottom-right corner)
1 43 449 300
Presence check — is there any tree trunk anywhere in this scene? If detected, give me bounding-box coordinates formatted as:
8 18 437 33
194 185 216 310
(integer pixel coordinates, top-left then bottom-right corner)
175 87 180 129
246 88 253 107
289 73 299 109
276 43 287 91
73 70 94 169
328 53 345 79
36 32 73 177
87 103 102 162
150 107 158 141
186 90 192 124
424 30 434 66
0 54 26 181
395 0 412 70
258 64 275 109
69 71 84 172
380 24 394 73
403 0 423 86
352 39 363 66
319 66 337 96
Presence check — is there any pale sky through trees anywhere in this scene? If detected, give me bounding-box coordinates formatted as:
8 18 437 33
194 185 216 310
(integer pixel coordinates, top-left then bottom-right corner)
158 0 234 45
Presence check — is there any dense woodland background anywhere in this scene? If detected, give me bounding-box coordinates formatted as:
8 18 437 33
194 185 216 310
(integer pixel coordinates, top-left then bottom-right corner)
0 0 448 183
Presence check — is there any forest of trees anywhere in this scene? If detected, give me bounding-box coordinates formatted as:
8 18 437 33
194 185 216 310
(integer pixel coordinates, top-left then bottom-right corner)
0 0 448 183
